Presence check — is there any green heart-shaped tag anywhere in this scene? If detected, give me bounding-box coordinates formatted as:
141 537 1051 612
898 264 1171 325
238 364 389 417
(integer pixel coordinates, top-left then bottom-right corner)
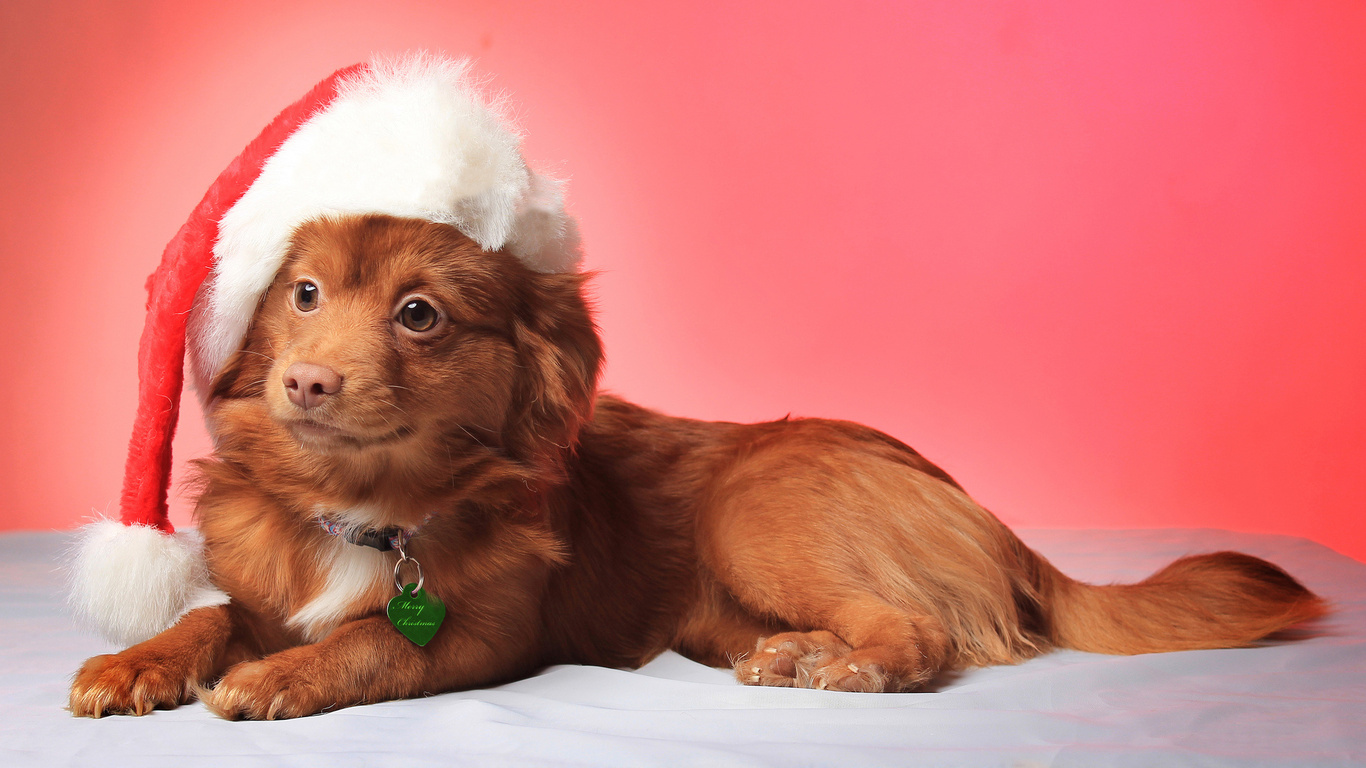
386 584 446 646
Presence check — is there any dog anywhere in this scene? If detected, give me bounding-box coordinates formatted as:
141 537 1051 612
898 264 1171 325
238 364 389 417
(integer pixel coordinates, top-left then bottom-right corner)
69 213 1326 719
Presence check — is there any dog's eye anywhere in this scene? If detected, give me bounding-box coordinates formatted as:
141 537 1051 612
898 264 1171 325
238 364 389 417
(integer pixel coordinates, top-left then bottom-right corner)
398 299 439 332
294 281 320 312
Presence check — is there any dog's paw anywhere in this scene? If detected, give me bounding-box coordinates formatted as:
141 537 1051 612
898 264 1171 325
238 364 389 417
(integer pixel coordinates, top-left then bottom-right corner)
809 654 890 693
735 631 852 689
203 653 333 720
735 633 902 692
69 652 194 717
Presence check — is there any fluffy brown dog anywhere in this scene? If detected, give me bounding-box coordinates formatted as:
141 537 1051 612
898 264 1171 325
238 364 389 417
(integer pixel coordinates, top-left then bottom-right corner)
70 214 1326 719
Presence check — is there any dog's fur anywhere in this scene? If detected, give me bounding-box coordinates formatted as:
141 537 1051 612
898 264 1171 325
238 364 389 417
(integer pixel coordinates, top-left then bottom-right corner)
71 215 1327 718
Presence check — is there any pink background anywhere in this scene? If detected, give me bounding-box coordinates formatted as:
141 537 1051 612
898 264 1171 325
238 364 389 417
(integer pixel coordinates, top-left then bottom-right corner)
2 1 1363 561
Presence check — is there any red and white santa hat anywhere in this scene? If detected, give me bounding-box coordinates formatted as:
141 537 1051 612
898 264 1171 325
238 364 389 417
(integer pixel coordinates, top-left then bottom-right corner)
70 53 581 646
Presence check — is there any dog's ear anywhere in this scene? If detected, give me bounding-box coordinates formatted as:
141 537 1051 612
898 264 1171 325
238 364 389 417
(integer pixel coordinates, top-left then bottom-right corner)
505 270 603 476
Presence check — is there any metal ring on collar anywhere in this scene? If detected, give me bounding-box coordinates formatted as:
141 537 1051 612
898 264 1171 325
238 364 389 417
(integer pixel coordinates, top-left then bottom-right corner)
393 555 425 594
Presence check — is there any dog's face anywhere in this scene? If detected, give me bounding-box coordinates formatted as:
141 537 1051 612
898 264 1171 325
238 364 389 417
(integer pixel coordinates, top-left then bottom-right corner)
207 214 601 509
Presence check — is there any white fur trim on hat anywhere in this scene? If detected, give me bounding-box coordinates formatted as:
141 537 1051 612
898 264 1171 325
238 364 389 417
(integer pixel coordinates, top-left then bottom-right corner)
189 53 581 396
68 520 229 647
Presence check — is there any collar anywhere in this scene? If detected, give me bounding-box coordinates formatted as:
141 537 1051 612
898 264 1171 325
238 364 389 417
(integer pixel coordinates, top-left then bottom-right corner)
318 517 415 553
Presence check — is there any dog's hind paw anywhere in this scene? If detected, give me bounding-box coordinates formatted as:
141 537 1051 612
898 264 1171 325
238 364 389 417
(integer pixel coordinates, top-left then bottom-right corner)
735 631 851 689
809 656 889 693
735 632 899 692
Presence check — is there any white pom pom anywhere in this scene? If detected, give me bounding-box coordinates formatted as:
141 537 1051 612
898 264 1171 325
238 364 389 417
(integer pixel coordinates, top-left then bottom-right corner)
68 519 228 647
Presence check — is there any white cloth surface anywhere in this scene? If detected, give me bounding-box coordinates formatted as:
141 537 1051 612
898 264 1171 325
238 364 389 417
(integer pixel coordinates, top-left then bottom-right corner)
1 528 1362 767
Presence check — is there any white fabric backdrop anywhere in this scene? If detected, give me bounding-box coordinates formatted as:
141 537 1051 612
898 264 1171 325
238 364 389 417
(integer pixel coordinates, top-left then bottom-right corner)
2 528 1362 767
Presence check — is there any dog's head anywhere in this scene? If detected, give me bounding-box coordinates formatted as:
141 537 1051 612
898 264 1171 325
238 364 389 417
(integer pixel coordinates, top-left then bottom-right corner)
207 214 601 504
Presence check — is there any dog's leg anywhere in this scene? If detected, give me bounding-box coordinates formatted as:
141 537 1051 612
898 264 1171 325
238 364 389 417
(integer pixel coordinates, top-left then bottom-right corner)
203 613 530 719
69 605 236 717
734 597 951 692
672 582 789 669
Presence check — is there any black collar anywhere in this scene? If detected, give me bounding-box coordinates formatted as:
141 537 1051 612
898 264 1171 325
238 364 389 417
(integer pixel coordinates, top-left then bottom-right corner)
317 518 412 552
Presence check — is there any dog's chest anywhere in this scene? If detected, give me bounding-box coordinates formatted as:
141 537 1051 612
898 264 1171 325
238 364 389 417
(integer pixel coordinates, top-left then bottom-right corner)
287 535 391 642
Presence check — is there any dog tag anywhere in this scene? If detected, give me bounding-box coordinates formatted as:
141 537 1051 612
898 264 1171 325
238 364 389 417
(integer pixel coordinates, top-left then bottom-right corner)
386 584 446 646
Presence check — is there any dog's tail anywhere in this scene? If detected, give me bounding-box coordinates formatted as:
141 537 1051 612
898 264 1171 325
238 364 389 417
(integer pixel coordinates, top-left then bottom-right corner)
1018 544 1327 655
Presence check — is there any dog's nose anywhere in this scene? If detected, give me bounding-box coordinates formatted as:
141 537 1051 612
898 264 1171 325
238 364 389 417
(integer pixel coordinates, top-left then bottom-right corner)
283 363 343 410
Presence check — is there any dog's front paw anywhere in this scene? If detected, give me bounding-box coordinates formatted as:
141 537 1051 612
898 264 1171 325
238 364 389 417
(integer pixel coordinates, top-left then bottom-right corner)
69 652 195 717
203 652 333 720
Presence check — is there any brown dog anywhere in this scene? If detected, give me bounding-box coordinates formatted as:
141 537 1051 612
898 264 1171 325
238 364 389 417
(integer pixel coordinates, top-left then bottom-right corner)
69 214 1326 719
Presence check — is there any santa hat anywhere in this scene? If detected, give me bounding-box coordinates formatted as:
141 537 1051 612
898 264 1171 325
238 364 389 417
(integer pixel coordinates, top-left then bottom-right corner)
70 53 581 646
